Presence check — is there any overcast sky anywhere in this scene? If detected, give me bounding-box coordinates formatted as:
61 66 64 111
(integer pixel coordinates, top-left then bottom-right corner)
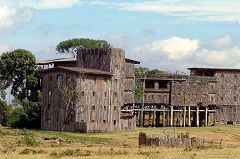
0 0 240 72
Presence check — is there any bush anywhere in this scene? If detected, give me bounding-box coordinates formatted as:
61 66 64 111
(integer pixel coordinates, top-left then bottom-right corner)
7 107 27 128
0 100 9 126
22 98 41 128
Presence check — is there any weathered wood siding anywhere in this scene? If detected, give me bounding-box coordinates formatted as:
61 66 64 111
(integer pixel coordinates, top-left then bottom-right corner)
41 70 78 131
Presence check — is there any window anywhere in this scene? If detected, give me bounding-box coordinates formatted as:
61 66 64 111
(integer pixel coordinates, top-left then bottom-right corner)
93 92 95 96
114 106 117 110
91 120 95 122
221 97 224 101
145 81 154 89
81 91 84 96
104 92 107 97
234 96 237 102
104 106 107 110
103 120 106 123
91 106 95 110
234 74 238 79
115 79 118 84
48 90 52 109
114 92 117 97
159 81 168 89
113 120 116 125
57 75 63 87
234 86 237 90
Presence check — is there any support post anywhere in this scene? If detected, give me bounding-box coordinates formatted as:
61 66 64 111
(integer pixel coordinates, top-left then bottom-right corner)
188 106 191 127
170 106 173 127
163 105 166 127
196 106 199 127
205 106 208 127
183 106 186 127
141 78 145 127
153 108 156 127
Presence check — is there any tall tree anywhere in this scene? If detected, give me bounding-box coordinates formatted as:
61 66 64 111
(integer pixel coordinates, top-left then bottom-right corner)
0 49 37 100
56 38 111 57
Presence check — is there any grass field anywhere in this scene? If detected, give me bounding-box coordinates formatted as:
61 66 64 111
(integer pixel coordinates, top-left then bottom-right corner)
1 125 240 159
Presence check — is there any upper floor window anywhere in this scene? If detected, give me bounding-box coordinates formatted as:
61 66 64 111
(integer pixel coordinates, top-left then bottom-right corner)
57 75 63 87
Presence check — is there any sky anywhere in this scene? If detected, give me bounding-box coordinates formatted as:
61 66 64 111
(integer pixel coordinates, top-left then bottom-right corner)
0 0 240 72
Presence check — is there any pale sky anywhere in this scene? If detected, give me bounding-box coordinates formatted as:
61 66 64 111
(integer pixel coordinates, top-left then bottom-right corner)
1 0 240 72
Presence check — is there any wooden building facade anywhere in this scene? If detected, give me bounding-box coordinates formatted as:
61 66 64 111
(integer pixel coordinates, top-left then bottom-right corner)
135 75 217 127
40 48 139 132
189 68 240 124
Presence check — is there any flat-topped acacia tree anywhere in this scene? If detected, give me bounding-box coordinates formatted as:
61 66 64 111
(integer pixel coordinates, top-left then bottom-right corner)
56 38 111 58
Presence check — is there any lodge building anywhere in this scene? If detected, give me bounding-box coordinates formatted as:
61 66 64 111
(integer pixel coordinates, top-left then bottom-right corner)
35 48 240 132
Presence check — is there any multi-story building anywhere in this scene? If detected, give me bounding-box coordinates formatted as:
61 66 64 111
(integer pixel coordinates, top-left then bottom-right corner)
39 48 139 132
189 68 240 124
135 74 217 127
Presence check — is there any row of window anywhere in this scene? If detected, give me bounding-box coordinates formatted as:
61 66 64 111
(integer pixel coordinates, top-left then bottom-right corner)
91 106 117 111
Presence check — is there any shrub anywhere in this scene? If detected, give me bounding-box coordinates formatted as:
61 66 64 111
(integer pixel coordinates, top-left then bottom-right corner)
7 107 27 128
0 100 9 126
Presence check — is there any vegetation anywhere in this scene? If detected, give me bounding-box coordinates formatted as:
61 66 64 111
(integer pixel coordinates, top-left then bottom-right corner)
0 125 240 158
57 78 84 131
0 100 8 126
56 38 111 57
0 49 37 100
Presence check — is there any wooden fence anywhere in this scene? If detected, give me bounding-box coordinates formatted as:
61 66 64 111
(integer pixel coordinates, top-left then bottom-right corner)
139 132 222 147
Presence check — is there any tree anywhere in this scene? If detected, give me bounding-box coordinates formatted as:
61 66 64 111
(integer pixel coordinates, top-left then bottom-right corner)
57 77 84 131
0 49 37 100
56 38 111 57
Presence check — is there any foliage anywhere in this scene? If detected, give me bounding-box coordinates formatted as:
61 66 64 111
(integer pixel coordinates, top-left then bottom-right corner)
0 49 37 100
22 98 41 128
56 38 111 57
20 134 39 147
145 69 166 76
7 107 27 128
0 100 9 126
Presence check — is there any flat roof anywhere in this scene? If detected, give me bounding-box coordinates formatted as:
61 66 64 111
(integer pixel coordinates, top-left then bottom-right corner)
125 58 140 64
41 66 113 76
188 67 240 72
38 57 140 65
37 58 76 65
139 74 216 82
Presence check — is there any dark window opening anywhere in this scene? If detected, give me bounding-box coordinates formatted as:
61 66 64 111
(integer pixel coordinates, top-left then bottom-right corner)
113 120 116 125
114 92 117 97
114 106 117 110
103 120 106 123
145 81 154 89
104 106 107 110
92 106 95 110
221 97 224 101
234 96 237 101
93 92 95 96
105 92 107 97
159 81 168 89
234 86 237 90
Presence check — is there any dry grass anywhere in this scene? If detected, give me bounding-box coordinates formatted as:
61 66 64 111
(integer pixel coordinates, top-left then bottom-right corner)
1 125 240 159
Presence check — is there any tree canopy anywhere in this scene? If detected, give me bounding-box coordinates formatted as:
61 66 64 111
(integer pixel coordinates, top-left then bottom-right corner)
0 49 37 100
56 38 111 57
